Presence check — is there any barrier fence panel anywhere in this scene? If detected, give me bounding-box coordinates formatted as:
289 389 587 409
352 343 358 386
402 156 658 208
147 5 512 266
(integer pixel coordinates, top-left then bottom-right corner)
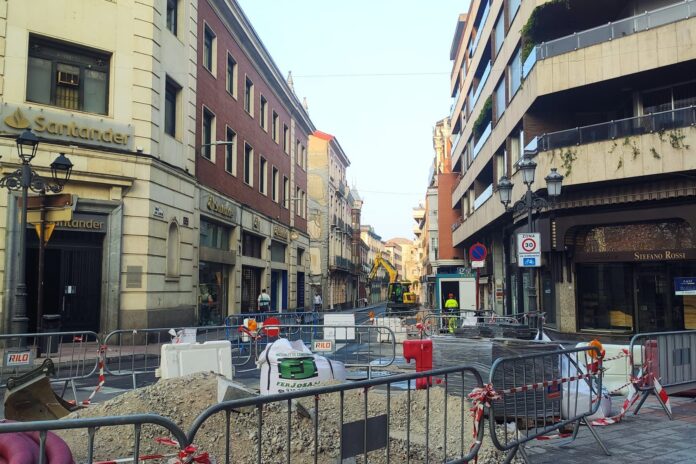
103 325 231 389
629 329 696 419
0 331 101 399
187 365 485 464
0 414 189 464
487 346 609 463
422 311 528 337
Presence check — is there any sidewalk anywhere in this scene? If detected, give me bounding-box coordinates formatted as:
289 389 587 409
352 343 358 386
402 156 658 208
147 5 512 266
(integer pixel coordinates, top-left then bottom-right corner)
524 395 696 463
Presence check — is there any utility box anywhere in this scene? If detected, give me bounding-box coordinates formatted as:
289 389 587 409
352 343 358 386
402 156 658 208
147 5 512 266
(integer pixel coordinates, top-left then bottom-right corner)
159 341 233 380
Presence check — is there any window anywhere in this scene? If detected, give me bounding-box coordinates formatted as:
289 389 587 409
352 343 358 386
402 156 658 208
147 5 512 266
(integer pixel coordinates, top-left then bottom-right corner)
283 125 290 153
301 145 307 169
164 77 180 137
200 219 230 250
203 25 216 73
201 107 215 160
300 190 306 218
166 221 181 278
244 143 254 185
259 157 267 195
283 176 289 208
27 35 110 115
225 127 236 175
259 96 268 130
297 248 305 266
272 112 279 142
494 77 506 121
578 264 634 331
272 167 279 202
270 241 286 263
509 0 522 22
509 46 522 97
166 0 178 36
244 77 254 115
493 13 505 55
242 232 263 258
226 54 237 97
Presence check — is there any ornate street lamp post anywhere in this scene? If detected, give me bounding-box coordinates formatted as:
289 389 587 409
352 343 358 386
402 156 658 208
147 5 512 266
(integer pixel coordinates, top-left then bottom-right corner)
497 156 563 332
0 130 73 338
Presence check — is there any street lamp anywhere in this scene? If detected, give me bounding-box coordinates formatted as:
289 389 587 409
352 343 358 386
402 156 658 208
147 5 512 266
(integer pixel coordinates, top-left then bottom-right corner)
497 155 563 332
0 130 73 338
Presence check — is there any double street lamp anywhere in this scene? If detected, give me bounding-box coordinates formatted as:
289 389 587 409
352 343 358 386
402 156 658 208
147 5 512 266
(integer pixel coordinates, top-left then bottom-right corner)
0 129 73 336
497 154 563 331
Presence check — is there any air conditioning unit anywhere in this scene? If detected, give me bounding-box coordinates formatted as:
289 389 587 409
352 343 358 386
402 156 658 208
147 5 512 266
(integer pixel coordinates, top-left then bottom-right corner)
57 71 79 86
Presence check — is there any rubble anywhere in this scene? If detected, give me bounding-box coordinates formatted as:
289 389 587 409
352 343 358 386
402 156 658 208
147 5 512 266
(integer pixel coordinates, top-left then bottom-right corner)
58 372 520 463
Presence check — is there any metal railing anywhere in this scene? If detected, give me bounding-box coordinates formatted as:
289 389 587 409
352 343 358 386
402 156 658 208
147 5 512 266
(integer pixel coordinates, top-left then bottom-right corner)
187 365 485 464
0 414 189 464
629 329 696 419
524 0 696 76
471 61 492 108
470 0 491 57
422 311 526 336
0 331 100 397
534 106 696 153
488 346 608 462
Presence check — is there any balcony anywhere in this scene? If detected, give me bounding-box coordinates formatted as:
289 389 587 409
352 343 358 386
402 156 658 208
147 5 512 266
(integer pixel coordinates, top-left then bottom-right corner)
523 0 696 76
331 256 352 271
534 106 696 153
470 0 491 58
471 61 491 108
473 183 494 210
472 122 492 161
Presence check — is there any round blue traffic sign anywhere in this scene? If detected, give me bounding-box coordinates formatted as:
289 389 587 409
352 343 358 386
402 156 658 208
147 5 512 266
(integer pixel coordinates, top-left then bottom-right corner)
469 242 487 261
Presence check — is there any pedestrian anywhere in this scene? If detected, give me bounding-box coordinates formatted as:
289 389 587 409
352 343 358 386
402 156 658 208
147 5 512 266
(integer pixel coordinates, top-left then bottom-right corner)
444 293 459 333
313 292 322 312
444 293 459 313
258 289 271 313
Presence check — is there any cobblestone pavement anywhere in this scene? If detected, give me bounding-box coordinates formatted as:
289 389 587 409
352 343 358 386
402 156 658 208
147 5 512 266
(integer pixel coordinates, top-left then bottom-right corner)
524 394 696 463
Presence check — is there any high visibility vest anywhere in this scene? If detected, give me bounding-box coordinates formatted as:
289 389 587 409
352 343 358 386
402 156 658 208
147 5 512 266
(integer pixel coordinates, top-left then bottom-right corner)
444 298 458 309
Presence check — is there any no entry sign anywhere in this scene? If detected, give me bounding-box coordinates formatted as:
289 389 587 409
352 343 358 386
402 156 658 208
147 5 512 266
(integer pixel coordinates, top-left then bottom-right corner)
469 242 488 262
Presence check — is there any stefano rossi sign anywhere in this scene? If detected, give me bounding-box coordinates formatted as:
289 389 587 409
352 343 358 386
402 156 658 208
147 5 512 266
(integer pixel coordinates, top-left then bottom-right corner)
1 104 133 150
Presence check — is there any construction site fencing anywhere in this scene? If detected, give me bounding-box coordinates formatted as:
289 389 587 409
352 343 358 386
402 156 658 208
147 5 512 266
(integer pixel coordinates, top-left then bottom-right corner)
0 414 189 464
629 329 696 419
187 365 485 464
422 311 525 336
487 345 609 463
0 331 100 399
103 325 231 389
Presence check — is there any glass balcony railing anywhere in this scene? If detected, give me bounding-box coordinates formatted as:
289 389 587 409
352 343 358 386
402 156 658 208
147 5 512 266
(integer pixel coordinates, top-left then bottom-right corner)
533 106 696 153
523 0 695 77
474 184 494 210
471 61 492 108
470 1 491 57
472 121 492 160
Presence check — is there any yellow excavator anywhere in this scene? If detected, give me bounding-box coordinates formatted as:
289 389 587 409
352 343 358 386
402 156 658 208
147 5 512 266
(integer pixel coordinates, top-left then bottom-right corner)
368 252 418 314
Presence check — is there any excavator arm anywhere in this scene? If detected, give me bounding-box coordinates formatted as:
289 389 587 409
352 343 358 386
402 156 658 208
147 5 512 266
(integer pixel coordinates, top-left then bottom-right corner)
368 252 399 283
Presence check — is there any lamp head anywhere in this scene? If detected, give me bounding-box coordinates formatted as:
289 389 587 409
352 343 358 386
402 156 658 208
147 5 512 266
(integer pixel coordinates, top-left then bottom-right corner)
16 129 39 163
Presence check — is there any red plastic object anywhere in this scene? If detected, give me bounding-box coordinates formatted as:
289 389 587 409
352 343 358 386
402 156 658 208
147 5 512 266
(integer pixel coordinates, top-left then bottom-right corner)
642 340 660 388
403 339 434 389
262 317 281 338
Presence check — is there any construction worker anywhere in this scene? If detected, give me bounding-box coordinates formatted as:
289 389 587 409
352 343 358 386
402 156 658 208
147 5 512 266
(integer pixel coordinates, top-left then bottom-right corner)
444 293 459 313
444 293 459 333
258 289 271 313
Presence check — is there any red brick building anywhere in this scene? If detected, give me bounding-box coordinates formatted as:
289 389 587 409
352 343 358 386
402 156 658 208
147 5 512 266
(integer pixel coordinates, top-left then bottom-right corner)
195 0 314 318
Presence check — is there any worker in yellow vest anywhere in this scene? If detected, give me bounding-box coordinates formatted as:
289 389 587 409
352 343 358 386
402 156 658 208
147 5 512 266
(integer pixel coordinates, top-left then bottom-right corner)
444 293 459 333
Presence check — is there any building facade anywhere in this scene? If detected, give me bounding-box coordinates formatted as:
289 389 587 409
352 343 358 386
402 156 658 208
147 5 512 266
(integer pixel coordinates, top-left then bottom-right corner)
0 0 200 333
196 0 313 317
308 131 353 309
448 0 696 338
383 241 403 278
360 225 388 303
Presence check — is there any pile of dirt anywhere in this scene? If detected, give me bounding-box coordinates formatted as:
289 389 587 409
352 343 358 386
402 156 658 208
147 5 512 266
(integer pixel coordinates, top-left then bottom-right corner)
59 372 520 463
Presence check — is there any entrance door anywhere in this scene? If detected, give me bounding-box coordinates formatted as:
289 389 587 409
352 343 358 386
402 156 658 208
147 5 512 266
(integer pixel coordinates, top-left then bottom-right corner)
635 264 673 332
241 266 261 313
270 270 279 311
297 272 305 309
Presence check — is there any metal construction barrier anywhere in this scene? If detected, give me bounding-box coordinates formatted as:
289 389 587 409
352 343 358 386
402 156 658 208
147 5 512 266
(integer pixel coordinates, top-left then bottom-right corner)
486 345 609 463
630 329 696 419
422 311 524 336
0 331 101 398
103 325 231 389
187 365 485 464
0 414 189 464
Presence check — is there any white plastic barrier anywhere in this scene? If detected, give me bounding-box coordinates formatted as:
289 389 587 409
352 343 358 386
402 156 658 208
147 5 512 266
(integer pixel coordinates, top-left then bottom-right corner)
375 317 407 343
575 342 642 395
159 341 234 380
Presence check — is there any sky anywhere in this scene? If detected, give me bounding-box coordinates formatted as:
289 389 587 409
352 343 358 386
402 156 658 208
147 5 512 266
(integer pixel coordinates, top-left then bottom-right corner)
236 0 469 241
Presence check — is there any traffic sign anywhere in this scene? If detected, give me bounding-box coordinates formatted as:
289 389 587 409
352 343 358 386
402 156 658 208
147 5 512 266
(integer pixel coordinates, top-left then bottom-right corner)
469 242 488 262
472 260 485 268
517 233 541 268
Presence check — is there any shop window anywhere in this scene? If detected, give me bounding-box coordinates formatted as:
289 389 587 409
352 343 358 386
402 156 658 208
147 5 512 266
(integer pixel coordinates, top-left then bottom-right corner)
166 221 181 278
166 0 179 36
27 35 110 115
578 263 634 331
200 219 230 250
271 240 286 263
242 232 263 258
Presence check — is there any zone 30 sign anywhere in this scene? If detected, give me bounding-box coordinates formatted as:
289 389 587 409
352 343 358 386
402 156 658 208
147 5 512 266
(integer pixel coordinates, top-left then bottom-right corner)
517 233 541 268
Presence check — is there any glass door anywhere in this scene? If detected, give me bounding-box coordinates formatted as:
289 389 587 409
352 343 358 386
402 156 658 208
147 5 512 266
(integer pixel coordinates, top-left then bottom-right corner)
635 264 674 332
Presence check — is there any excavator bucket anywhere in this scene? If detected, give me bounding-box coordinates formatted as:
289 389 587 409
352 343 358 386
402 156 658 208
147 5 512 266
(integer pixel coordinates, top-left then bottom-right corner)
4 359 79 421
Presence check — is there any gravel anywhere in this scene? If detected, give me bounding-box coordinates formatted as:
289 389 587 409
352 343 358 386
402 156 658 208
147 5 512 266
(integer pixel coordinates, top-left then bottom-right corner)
58 372 521 463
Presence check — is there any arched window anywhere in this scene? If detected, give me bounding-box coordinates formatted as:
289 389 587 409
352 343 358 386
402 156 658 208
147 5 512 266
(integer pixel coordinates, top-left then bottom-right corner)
166 220 181 278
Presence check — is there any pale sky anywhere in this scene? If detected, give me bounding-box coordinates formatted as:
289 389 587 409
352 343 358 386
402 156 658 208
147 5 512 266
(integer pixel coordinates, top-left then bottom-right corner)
236 0 469 240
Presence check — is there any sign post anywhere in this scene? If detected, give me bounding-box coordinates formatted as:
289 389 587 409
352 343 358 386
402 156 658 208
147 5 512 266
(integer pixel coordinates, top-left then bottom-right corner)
469 243 488 311
517 233 541 268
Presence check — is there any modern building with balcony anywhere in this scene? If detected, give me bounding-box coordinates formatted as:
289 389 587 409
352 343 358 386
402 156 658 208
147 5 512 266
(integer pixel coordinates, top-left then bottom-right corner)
448 0 696 338
308 131 354 309
360 225 389 303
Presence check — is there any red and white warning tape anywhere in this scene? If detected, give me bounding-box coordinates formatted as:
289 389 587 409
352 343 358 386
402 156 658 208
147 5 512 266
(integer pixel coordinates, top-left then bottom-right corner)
81 344 107 406
93 438 210 464
498 370 599 395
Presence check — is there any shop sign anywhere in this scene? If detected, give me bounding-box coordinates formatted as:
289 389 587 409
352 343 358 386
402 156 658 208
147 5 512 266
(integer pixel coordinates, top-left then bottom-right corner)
517 233 541 268
634 250 687 261
206 195 235 220
2 104 133 150
4 350 33 367
55 213 107 233
273 225 289 241
675 277 696 296
312 340 334 352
